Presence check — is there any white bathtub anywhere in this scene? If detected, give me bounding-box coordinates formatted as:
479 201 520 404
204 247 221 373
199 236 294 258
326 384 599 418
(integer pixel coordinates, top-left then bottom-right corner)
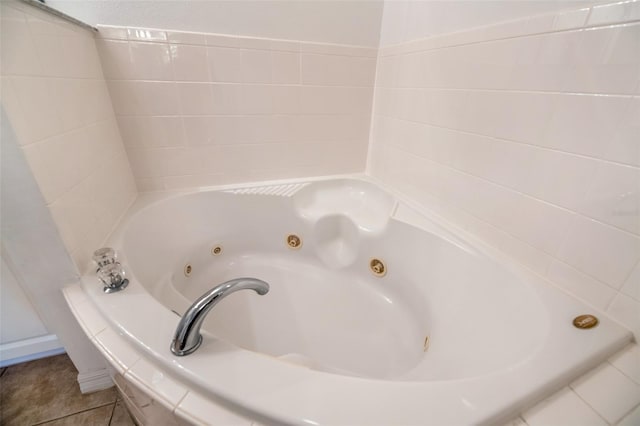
65 177 631 425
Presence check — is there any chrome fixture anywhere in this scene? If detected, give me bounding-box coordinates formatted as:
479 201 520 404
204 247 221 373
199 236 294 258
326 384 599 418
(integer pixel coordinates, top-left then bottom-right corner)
170 278 270 356
93 247 116 269
97 262 129 293
93 247 129 293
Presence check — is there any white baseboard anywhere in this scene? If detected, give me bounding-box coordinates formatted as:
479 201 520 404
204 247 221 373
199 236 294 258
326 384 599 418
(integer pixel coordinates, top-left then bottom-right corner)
0 334 64 367
77 368 114 393
0 334 113 393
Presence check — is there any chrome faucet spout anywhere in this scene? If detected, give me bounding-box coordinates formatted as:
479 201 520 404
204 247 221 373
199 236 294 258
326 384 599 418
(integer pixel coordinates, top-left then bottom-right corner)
170 277 269 356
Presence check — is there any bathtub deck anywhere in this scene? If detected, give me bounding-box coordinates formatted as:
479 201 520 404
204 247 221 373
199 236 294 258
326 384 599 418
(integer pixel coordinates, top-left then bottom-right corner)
65 178 640 425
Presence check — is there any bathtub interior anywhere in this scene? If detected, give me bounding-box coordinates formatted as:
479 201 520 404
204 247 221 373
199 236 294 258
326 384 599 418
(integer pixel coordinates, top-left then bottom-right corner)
120 179 549 381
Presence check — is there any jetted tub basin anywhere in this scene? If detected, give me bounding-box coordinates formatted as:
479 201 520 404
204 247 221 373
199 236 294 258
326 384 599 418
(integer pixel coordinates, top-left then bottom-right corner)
67 178 631 425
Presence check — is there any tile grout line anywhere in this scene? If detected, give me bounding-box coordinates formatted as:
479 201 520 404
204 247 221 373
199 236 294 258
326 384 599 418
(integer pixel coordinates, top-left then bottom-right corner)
389 142 640 243
376 114 640 170
615 257 640 301
375 85 638 99
16 113 117 148
107 400 117 425
380 18 640 57
566 384 612 425
377 148 635 307
615 400 640 425
31 401 117 426
608 354 640 386
104 78 375 89
97 34 376 56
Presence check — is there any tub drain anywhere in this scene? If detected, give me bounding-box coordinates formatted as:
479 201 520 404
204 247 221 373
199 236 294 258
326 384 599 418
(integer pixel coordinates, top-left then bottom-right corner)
211 245 223 256
286 234 302 249
369 258 386 277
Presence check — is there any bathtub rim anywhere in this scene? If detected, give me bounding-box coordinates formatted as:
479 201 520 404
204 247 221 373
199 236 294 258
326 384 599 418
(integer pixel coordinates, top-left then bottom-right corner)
64 173 633 426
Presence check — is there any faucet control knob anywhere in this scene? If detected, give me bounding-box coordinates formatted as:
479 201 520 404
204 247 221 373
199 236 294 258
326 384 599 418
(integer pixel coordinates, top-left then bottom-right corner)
93 247 117 270
97 262 129 293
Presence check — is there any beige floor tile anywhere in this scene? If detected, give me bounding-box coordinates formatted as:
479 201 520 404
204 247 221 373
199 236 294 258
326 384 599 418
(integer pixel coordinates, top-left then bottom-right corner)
37 404 114 426
109 400 136 426
0 354 117 425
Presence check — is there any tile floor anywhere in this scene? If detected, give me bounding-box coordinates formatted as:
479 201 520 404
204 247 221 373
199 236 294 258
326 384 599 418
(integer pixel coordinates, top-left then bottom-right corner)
0 354 135 426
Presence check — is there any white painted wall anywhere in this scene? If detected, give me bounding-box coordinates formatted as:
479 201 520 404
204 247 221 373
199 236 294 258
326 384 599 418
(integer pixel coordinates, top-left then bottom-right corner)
380 0 604 46
0 254 48 344
46 0 385 47
1 104 108 376
0 250 64 366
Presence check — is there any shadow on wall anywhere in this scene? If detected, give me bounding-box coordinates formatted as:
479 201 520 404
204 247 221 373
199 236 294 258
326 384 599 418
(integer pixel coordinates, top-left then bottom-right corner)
0 107 109 388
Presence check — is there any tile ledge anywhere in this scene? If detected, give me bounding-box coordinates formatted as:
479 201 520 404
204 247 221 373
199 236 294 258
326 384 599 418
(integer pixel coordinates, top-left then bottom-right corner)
95 24 376 56
378 0 640 56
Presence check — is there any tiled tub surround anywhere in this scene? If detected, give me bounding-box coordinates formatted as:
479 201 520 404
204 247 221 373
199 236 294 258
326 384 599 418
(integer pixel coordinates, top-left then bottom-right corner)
0 0 137 271
369 0 640 343
95 25 377 191
2 0 639 424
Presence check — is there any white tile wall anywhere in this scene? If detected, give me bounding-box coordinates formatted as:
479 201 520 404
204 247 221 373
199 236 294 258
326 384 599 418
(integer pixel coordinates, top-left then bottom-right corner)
0 0 137 272
572 363 640 424
371 2 640 424
370 0 640 341
516 345 640 425
523 387 608 426
96 25 377 191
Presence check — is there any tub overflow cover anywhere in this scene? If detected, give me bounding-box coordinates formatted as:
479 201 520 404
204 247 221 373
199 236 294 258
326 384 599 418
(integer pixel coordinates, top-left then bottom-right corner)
573 314 598 329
